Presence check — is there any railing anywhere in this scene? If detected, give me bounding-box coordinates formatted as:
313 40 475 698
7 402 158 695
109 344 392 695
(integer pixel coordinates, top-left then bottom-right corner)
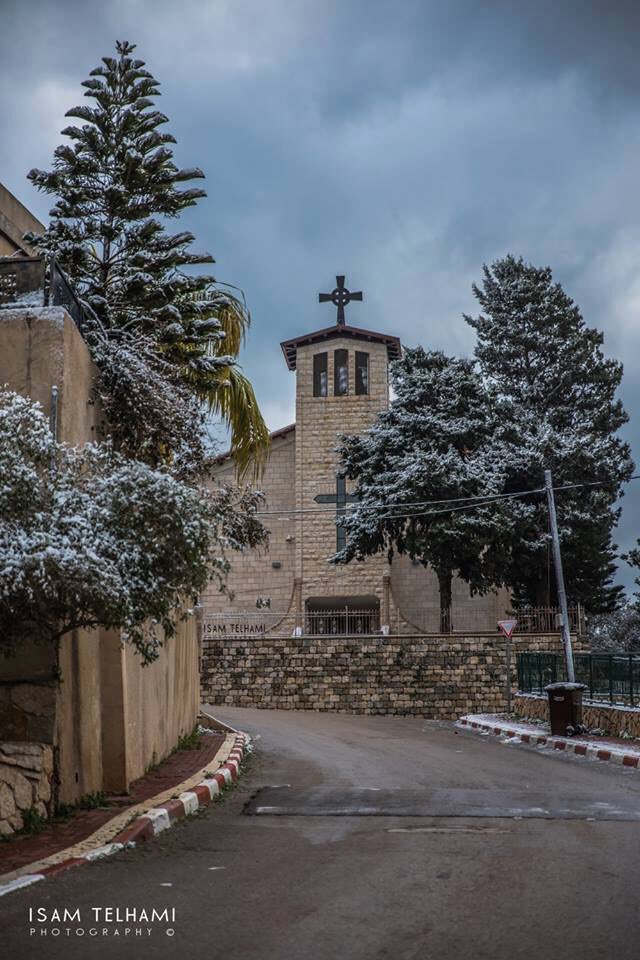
202 607 381 638
517 651 640 706
0 256 90 334
510 604 585 635
304 608 380 636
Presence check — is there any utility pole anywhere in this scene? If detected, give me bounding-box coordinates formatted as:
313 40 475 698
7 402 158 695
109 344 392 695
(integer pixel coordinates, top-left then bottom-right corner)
544 469 575 682
49 384 58 472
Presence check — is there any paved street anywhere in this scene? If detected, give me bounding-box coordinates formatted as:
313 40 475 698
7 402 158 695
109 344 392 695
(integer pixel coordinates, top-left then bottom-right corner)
3 707 640 959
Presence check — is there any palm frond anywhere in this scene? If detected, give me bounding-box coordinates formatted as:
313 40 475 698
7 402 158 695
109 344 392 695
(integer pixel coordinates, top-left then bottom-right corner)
202 285 250 358
203 365 270 481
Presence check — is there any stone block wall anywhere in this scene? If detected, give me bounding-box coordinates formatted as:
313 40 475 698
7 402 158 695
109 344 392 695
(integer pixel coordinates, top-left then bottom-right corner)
201 633 568 719
514 692 640 738
0 742 54 836
203 428 297 616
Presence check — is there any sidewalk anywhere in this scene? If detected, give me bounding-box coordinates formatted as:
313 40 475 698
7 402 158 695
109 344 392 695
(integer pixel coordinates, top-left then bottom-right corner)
458 713 640 769
0 729 224 876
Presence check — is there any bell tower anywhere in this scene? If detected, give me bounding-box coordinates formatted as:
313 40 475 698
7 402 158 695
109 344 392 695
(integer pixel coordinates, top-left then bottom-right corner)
279 276 401 630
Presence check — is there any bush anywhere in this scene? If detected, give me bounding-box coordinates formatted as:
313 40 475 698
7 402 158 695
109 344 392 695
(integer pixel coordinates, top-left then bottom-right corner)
0 389 265 663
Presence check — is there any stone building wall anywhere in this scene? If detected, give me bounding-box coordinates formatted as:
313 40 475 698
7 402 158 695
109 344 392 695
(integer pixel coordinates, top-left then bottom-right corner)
202 427 297 618
203 327 512 635
201 633 568 719
390 554 511 633
293 338 392 609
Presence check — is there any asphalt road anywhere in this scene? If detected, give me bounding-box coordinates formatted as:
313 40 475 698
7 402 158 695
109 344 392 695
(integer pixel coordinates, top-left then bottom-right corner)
3 707 640 960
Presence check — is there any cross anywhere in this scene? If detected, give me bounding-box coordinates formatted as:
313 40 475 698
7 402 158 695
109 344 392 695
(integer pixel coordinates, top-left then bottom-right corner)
314 475 359 550
319 275 363 325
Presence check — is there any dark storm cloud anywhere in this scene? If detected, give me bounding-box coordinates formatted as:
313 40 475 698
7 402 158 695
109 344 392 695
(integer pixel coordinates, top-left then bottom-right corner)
1 0 639 589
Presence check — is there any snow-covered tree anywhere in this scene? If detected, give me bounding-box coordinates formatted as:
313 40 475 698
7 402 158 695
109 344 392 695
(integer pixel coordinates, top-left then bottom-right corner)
335 348 505 631
26 40 268 477
0 390 266 663
587 605 640 652
465 255 633 611
624 542 640 608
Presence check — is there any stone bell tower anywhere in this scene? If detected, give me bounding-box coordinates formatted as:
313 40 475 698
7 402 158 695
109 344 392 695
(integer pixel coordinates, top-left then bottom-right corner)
279 276 402 632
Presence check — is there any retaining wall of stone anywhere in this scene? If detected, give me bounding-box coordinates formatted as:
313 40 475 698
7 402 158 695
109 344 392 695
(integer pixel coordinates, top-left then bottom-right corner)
0 742 54 836
201 633 569 719
515 692 640 738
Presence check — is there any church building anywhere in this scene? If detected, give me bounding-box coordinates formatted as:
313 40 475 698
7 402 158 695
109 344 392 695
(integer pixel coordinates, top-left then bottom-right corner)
202 277 510 638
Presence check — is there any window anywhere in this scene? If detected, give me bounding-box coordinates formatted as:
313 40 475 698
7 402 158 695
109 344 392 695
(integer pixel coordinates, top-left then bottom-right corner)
355 351 369 395
334 349 349 396
313 352 328 397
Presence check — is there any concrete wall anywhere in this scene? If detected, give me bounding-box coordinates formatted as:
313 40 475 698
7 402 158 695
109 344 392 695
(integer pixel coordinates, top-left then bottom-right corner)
0 305 200 830
0 307 106 814
201 633 568 719
121 618 200 785
0 182 45 256
0 306 101 444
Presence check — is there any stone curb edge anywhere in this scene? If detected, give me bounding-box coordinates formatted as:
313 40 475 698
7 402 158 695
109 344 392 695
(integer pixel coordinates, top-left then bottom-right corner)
0 732 250 899
457 717 640 769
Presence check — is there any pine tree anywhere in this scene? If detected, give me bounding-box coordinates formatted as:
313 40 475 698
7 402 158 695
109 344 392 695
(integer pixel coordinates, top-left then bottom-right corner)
335 348 505 631
26 40 268 476
465 255 633 611
624 543 640 608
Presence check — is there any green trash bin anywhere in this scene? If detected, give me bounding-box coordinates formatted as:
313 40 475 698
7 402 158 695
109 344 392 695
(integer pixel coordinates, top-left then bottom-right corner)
545 682 587 737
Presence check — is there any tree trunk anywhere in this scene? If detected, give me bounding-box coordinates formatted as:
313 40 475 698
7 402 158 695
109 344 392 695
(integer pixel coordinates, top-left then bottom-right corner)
437 568 453 634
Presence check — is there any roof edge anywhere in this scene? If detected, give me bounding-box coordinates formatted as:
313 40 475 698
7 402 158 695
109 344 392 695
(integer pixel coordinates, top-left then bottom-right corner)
212 422 295 466
280 323 402 370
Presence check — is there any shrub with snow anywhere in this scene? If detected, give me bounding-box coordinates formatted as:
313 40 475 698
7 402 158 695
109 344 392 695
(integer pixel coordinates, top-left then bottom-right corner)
0 389 266 663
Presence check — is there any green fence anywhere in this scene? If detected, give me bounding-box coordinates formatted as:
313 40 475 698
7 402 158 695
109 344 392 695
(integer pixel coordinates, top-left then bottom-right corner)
517 651 640 706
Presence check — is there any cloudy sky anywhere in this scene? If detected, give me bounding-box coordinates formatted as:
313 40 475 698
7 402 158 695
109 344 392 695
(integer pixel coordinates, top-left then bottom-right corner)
1 0 639 590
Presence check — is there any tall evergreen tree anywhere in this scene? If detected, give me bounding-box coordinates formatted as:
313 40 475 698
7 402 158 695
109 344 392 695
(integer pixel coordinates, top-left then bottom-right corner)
465 255 633 611
26 40 268 476
624 543 640 608
335 348 504 631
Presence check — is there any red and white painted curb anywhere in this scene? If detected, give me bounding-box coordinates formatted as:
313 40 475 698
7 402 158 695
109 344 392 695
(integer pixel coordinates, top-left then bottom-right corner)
0 732 250 898
458 716 640 770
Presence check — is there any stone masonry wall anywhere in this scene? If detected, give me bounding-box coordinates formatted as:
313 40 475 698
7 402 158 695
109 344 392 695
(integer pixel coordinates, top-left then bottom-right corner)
0 743 54 836
294 338 392 605
203 428 297 616
201 633 567 719
515 693 640 739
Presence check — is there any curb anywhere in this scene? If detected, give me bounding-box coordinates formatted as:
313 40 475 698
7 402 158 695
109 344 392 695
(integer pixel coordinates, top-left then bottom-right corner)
0 732 250 899
457 716 640 770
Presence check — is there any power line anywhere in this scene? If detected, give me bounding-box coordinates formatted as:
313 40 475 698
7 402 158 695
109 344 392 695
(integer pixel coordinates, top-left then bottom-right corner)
368 475 640 525
255 473 640 520
257 486 544 519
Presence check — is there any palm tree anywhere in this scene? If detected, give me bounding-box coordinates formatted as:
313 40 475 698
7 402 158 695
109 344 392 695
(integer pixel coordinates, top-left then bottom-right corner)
187 285 270 481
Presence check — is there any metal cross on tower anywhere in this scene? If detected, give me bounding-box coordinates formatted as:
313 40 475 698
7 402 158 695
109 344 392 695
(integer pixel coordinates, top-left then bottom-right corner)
314 475 359 550
319 275 363 325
